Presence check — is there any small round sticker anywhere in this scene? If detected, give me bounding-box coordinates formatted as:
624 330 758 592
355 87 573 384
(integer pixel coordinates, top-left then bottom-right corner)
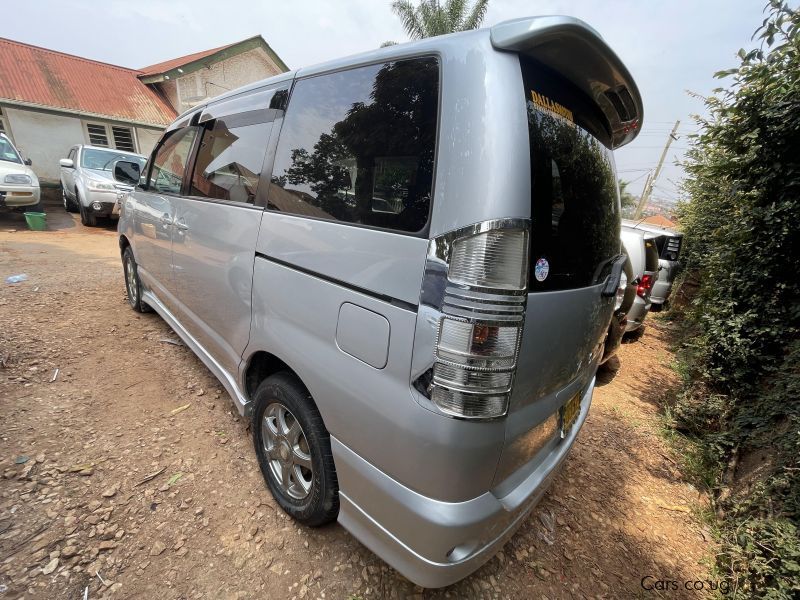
534 258 550 282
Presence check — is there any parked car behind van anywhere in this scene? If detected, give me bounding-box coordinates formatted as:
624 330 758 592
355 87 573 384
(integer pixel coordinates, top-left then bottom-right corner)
59 145 147 226
0 133 40 212
621 226 660 333
624 220 683 310
113 16 642 587
600 245 637 364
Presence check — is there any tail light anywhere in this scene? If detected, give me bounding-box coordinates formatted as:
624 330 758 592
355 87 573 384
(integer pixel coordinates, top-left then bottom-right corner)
414 219 530 419
637 274 653 298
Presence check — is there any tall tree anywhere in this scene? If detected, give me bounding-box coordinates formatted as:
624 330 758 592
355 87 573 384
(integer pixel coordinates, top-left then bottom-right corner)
391 0 490 40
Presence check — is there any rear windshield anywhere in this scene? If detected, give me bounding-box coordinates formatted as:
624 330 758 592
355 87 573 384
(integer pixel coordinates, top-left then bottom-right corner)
522 58 621 292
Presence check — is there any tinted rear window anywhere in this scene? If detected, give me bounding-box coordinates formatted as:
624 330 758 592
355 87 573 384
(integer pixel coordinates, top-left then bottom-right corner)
267 57 439 233
522 58 621 292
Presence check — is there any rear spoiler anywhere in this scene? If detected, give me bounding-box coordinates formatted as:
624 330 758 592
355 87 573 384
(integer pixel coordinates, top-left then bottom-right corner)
491 16 643 148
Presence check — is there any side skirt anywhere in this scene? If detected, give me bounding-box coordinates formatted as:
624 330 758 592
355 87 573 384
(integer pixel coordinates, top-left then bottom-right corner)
141 289 252 417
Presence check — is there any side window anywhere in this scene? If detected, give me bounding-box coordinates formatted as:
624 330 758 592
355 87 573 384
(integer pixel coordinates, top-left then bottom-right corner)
268 57 439 233
68 148 76 161
148 128 197 194
189 117 271 204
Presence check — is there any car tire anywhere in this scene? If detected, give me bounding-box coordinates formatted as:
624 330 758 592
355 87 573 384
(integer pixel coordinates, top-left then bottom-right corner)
122 246 149 313
78 195 96 227
253 373 339 527
23 202 42 213
63 189 78 213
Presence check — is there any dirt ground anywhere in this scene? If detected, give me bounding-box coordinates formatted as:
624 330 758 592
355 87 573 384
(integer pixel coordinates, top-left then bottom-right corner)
1 199 714 599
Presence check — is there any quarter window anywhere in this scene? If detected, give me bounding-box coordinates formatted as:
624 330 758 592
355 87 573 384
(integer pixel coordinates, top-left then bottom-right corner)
268 57 439 233
149 128 197 194
190 119 271 204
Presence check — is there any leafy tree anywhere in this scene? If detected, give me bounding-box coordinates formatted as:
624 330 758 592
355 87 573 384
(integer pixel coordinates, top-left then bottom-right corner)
390 0 489 40
673 1 800 596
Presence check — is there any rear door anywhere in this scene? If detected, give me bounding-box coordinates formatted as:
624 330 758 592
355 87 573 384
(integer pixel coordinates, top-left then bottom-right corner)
494 58 622 485
132 127 198 308
169 85 288 375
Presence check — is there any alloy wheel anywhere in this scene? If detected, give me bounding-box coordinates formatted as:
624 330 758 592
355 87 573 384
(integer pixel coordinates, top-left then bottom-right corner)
261 402 313 500
125 255 138 305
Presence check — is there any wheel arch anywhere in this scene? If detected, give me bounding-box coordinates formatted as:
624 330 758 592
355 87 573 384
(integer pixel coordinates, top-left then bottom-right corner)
119 234 131 255
244 350 311 407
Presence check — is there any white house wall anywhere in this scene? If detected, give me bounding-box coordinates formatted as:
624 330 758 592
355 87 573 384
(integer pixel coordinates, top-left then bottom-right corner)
3 106 164 184
135 127 162 157
4 107 84 184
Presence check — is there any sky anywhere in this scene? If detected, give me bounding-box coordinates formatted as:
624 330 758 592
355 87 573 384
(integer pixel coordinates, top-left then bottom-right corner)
3 0 771 203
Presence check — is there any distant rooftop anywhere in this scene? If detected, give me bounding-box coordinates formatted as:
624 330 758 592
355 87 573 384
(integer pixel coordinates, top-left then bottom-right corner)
138 35 289 80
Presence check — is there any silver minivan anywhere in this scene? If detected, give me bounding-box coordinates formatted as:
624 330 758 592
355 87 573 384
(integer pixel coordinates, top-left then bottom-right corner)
113 16 642 587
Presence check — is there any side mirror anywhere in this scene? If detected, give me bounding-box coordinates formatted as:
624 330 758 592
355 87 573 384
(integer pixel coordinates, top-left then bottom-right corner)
24 158 32 166
59 158 74 168
113 160 141 186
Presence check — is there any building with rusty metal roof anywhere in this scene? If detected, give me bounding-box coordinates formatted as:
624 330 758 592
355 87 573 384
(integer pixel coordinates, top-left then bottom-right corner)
0 36 287 183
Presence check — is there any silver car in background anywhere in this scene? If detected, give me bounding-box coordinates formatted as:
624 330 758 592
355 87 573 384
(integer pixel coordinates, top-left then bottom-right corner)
113 16 642 587
625 220 684 309
621 226 660 332
59 145 147 226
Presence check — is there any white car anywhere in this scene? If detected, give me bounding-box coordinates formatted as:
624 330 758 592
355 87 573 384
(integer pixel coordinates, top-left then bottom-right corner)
0 133 41 212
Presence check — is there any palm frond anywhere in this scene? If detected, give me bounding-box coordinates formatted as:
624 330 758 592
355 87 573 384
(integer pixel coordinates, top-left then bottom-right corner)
391 0 427 39
461 0 489 31
445 0 467 32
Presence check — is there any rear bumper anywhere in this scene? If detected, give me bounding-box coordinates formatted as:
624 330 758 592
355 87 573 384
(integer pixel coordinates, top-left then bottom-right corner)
624 296 650 332
649 279 673 305
334 380 595 588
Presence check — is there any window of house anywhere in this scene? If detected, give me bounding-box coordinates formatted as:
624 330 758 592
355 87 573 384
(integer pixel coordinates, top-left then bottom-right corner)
148 128 197 194
111 126 136 152
268 57 439 233
84 122 138 152
189 118 271 205
86 123 109 147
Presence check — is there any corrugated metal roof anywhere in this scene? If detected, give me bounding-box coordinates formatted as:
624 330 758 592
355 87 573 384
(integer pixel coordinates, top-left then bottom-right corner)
138 41 238 77
0 38 176 126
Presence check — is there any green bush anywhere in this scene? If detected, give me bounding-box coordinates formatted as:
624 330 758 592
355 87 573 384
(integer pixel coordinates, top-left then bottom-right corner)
675 1 800 596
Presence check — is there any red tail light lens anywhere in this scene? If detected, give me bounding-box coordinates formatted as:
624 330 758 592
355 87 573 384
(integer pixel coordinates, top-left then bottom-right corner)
637 274 653 297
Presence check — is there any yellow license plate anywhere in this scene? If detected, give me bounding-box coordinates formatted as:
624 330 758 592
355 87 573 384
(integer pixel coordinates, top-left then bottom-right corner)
559 392 581 438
